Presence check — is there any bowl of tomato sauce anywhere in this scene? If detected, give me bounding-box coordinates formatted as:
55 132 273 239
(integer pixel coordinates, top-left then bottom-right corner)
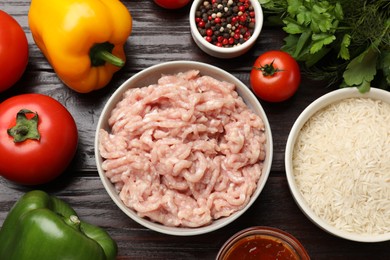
216 226 310 260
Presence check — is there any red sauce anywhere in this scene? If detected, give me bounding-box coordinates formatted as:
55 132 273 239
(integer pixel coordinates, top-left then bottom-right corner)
223 234 299 260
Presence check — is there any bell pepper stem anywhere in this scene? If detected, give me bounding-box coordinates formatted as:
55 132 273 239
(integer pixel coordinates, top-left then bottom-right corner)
64 215 81 231
96 50 125 67
90 42 125 67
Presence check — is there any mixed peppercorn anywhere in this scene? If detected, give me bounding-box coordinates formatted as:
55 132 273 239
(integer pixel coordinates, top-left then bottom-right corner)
195 0 256 48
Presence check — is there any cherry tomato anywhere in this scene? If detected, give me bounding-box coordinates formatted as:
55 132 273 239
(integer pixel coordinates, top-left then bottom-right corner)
0 10 29 93
0 94 78 185
250 50 301 102
154 0 191 9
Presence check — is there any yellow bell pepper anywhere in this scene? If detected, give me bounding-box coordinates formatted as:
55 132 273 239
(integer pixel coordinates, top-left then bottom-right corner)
28 0 132 93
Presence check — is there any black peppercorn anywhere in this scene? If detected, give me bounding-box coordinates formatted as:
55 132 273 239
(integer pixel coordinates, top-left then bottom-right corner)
195 0 256 48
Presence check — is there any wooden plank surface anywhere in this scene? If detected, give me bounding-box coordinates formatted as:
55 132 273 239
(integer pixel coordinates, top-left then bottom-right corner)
1 1 389 259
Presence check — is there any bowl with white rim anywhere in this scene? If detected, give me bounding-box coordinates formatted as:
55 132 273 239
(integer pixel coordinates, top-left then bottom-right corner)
285 87 390 242
95 60 273 236
189 0 263 59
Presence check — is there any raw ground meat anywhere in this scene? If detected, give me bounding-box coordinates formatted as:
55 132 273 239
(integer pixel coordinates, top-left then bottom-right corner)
99 70 266 227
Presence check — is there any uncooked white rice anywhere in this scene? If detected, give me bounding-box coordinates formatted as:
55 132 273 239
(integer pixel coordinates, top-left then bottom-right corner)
293 97 390 235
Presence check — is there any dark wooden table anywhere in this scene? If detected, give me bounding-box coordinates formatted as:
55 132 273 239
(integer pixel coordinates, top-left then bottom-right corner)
1 1 389 259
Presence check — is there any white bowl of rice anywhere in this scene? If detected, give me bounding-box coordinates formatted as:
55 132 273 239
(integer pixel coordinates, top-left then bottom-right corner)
95 61 273 236
285 87 390 242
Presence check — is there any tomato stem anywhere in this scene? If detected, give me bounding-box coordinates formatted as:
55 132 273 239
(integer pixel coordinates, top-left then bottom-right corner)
253 60 283 76
7 109 41 143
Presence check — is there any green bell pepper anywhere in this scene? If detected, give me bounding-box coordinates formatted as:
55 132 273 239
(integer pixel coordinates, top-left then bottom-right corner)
0 190 117 260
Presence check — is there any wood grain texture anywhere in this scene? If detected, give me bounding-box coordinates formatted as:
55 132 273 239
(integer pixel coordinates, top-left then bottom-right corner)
0 1 389 259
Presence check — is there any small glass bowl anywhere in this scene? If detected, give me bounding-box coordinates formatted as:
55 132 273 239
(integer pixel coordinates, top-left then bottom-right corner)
216 226 310 260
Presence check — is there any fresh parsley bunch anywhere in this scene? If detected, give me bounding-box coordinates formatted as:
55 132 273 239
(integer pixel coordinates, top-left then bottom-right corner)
260 0 390 92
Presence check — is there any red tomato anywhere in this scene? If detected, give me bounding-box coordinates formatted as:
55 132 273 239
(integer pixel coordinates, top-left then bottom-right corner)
250 50 301 102
0 94 78 185
154 0 191 9
0 10 29 92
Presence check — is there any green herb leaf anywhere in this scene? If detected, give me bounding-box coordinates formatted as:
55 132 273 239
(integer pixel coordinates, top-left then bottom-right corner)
259 0 271 4
259 0 288 13
297 10 311 25
282 34 331 67
311 15 332 33
305 47 331 67
310 34 335 54
334 3 343 20
282 34 299 54
310 2 336 33
286 0 302 16
283 17 306 34
343 45 379 88
295 31 312 57
312 3 328 14
338 34 351 60
379 50 390 86
357 80 371 93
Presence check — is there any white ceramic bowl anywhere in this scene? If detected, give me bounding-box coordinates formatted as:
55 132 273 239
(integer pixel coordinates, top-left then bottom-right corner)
285 87 390 242
95 61 273 236
189 0 263 59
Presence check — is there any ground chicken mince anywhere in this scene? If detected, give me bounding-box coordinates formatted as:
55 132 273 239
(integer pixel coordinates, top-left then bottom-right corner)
98 70 266 227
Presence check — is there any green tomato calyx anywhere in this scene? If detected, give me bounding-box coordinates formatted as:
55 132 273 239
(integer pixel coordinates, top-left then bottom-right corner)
7 109 41 143
254 60 284 76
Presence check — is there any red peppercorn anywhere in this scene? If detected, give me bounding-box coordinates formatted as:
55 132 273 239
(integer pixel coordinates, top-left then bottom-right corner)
198 20 206 28
205 36 212 42
222 38 229 45
206 29 213 36
214 17 221 23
